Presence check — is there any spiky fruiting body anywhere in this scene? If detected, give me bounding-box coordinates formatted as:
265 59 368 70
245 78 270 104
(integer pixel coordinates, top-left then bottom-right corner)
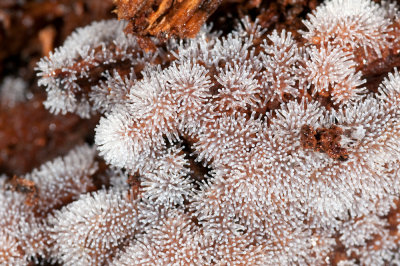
3 0 400 264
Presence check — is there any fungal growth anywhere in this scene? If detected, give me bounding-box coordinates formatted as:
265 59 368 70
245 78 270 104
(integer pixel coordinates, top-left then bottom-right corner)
2 0 400 265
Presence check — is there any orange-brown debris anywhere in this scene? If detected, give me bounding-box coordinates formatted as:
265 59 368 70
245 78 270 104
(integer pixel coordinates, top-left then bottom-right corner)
5 175 38 206
38 26 56 57
127 173 141 197
301 124 349 161
114 0 222 39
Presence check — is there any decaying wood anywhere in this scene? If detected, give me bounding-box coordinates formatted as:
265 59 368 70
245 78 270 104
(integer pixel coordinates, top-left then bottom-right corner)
114 0 222 39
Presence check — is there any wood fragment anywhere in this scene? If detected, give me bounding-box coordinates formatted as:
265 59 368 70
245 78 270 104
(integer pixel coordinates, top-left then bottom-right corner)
115 0 222 39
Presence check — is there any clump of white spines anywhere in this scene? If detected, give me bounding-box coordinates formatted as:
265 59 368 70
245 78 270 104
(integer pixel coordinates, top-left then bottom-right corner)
25 0 400 264
48 189 138 266
261 30 301 101
0 185 44 264
24 144 97 216
301 0 392 57
36 19 160 118
0 144 99 264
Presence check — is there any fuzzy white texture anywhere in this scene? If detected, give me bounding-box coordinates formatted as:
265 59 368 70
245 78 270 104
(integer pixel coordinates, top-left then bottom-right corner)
301 44 366 103
214 61 261 111
141 146 193 206
49 189 138 266
90 70 136 114
113 209 206 266
93 4 400 262
28 0 400 264
261 30 301 101
24 144 97 216
0 179 45 264
163 61 212 133
0 144 98 264
36 19 156 118
301 0 392 57
192 113 263 167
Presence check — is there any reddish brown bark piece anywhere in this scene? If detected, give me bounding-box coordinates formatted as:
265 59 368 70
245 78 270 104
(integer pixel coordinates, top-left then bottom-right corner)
115 0 222 39
301 124 349 161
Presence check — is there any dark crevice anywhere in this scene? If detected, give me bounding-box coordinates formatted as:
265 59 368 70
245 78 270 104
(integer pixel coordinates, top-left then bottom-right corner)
179 135 213 189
